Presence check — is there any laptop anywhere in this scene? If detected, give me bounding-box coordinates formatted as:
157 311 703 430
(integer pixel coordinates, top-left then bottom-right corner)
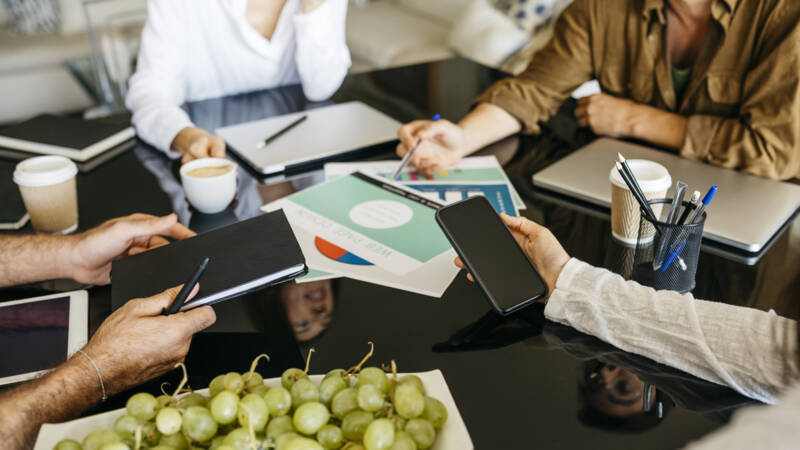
216 101 401 175
532 138 800 253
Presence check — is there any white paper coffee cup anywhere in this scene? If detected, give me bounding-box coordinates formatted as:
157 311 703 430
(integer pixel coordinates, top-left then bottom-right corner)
14 156 79 234
180 158 237 214
609 160 671 245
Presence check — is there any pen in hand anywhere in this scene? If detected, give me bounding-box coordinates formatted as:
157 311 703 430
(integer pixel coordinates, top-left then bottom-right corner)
163 257 210 315
393 114 441 180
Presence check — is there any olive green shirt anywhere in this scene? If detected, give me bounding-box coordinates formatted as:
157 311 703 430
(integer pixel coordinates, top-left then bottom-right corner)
475 0 800 180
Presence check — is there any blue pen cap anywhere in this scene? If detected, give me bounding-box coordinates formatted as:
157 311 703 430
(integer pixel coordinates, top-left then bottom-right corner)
701 185 718 205
432 114 441 122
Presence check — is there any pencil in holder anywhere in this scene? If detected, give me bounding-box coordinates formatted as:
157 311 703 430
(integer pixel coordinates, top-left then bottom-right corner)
631 199 706 294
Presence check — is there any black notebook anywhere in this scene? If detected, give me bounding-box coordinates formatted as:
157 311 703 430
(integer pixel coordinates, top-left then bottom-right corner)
111 210 307 311
0 114 135 162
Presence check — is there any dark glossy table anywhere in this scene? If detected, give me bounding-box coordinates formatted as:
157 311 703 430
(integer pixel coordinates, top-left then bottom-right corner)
3 58 798 449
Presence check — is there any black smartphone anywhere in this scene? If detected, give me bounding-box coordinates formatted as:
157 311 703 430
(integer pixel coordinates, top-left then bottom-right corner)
435 196 548 315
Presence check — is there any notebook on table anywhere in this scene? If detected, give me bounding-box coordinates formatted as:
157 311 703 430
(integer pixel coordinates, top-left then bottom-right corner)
111 210 307 311
0 114 135 163
531 138 800 253
216 101 401 175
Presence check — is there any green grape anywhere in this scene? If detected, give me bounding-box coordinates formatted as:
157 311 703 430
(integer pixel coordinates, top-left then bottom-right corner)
54 439 83 450
141 420 162 447
222 372 245 394
238 393 269 432
244 372 264 390
284 437 324 450
159 432 189 450
290 378 319 407
210 391 240 425
249 384 269 397
331 388 358 419
281 368 308 390
275 432 301 450
392 384 424 419
182 406 218 442
113 414 139 439
82 430 120 450
397 375 425 396
126 392 158 421
357 384 384 412
156 394 172 409
356 367 389 394
389 415 407 432
323 369 349 382
155 407 183 435
364 418 395 450
264 386 292 416
421 397 447 428
404 419 435 449
347 446 365 450
319 376 347 406
341 410 373 441
98 443 129 450
149 446 174 450
292 402 330 435
177 392 208 409
222 428 251 450
217 446 238 450
266 415 295 440
209 435 227 450
316 424 344 449
209 375 226 397
389 431 417 450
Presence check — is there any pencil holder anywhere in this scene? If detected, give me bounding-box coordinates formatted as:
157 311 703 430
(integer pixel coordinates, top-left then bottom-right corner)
631 199 706 294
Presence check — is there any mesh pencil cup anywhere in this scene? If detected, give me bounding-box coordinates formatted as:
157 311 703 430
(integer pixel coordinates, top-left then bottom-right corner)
631 199 706 294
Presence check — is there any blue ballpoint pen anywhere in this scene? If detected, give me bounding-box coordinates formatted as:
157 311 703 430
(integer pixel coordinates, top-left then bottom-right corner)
393 114 441 180
661 185 718 272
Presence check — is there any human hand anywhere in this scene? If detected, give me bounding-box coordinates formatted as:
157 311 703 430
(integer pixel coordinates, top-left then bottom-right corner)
396 119 468 177
575 94 638 138
68 213 195 285
454 214 570 302
171 127 226 164
80 285 216 396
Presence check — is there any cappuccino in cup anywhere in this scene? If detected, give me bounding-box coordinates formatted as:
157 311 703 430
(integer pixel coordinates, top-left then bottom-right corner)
180 158 237 214
13 156 79 234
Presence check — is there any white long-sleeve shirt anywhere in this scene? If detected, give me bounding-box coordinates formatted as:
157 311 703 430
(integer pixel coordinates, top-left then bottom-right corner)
126 0 351 155
546 258 800 449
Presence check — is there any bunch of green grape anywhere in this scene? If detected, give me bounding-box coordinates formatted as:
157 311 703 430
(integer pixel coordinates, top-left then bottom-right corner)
53 346 448 450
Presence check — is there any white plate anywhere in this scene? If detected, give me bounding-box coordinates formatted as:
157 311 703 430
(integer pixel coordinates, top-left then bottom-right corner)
34 369 473 450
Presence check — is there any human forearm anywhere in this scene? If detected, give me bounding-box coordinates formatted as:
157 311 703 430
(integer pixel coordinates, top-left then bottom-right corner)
0 235 74 287
458 103 522 156
0 356 102 450
294 0 350 101
545 259 798 404
624 103 688 149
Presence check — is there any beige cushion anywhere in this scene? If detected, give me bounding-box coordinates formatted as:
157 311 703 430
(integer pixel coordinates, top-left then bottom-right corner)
448 0 530 69
347 2 451 68
394 0 471 25
0 66 93 123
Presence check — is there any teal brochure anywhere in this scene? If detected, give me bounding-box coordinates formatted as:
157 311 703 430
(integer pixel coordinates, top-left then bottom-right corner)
263 172 451 275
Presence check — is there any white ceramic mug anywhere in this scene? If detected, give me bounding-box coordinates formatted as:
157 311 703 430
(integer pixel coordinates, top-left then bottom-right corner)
180 158 237 214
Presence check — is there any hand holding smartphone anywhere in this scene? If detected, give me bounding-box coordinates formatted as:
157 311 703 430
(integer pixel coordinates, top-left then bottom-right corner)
435 196 549 315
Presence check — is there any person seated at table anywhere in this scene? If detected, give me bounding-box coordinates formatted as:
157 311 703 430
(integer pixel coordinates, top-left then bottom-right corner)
455 214 799 447
126 0 351 163
0 214 216 450
398 0 800 180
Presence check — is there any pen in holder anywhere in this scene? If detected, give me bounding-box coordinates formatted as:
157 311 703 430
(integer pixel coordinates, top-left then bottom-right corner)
631 199 706 294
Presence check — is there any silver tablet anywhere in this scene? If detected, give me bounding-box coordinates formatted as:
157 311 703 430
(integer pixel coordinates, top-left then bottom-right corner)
0 290 88 386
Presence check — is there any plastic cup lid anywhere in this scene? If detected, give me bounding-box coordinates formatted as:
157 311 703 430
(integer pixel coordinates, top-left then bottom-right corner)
609 159 671 193
13 156 78 187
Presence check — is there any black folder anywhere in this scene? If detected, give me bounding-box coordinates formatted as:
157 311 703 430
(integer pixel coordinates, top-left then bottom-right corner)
111 210 307 311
